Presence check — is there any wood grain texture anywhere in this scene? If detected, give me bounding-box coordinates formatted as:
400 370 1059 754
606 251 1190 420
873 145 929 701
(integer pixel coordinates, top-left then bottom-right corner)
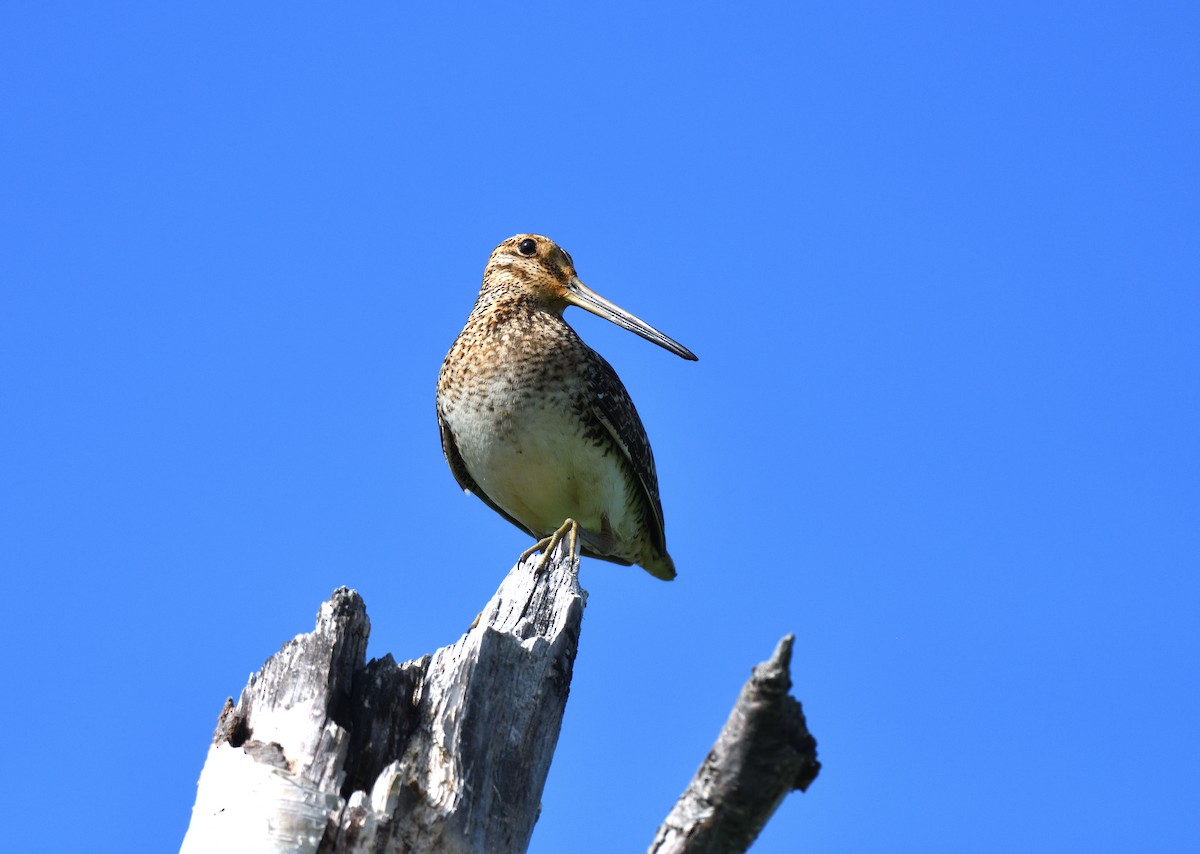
182 537 583 854
648 635 821 854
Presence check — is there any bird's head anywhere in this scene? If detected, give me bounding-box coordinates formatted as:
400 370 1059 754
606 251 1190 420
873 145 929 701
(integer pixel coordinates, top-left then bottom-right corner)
484 234 697 361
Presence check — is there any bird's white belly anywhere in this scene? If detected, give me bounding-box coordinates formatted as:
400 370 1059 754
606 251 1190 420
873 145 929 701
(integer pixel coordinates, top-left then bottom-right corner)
449 395 634 540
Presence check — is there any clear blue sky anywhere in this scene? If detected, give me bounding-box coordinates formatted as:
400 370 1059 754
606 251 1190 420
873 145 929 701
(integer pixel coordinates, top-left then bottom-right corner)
2 4 1197 852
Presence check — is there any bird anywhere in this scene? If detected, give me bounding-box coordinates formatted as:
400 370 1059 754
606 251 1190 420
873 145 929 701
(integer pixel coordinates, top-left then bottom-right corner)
436 234 697 580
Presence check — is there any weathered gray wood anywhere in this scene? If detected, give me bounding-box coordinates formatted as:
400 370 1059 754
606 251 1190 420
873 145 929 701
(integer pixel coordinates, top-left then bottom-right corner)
183 542 819 854
647 635 821 854
181 537 584 854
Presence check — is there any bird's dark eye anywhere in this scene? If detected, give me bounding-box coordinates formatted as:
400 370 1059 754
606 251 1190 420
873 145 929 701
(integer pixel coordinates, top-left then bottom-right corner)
517 238 537 256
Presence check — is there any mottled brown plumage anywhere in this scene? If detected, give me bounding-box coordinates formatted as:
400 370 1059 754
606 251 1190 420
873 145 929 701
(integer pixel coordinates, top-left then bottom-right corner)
436 234 696 580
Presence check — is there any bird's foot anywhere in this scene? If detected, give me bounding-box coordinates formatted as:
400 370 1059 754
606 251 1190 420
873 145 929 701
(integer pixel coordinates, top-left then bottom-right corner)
519 518 581 573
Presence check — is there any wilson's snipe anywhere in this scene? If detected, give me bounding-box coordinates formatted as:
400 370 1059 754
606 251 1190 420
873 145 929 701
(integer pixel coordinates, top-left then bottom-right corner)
436 234 696 580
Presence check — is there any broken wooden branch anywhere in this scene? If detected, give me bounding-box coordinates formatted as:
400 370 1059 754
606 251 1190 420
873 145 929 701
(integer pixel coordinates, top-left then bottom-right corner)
648 635 821 854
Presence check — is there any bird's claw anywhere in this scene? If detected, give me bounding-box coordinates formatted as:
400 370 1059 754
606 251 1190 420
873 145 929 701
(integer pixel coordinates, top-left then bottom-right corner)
519 518 581 573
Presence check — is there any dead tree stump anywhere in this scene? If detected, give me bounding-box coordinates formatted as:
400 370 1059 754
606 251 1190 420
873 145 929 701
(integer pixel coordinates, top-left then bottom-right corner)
181 538 819 853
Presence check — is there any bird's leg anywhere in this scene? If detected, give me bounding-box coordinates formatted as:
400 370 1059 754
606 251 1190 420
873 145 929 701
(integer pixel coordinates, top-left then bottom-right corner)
575 513 616 556
519 518 581 572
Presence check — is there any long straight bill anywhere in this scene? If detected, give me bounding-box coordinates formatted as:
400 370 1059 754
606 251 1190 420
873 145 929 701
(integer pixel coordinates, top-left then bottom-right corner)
565 277 698 361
